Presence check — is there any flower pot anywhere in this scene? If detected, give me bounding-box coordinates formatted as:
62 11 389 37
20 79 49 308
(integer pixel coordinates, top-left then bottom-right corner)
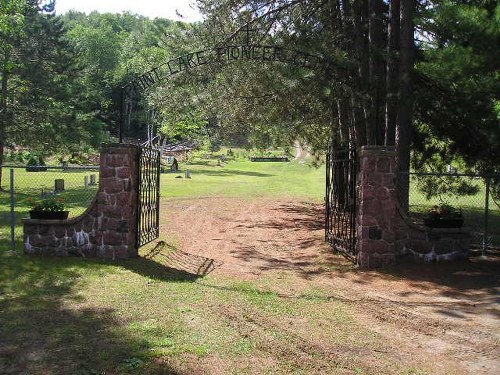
423 217 464 228
29 210 69 220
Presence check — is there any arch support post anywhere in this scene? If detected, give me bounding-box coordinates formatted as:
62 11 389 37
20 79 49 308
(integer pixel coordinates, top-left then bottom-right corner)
356 146 398 268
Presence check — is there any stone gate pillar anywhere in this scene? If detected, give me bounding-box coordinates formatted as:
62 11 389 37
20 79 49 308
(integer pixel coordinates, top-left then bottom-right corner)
97 143 140 258
356 146 398 268
24 143 140 259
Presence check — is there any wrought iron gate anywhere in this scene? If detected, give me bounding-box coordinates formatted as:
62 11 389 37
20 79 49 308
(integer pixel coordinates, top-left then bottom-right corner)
325 147 358 261
137 146 161 247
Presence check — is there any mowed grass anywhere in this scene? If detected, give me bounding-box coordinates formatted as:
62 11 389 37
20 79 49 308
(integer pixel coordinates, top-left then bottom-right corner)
0 253 426 375
407 177 500 244
162 154 325 200
0 156 432 374
0 167 99 249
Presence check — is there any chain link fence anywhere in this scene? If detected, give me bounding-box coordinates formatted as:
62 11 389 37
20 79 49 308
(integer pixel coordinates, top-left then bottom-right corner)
0 165 100 253
405 172 500 255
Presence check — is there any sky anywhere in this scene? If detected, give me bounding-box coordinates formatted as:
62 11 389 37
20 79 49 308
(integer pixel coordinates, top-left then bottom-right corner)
55 0 203 22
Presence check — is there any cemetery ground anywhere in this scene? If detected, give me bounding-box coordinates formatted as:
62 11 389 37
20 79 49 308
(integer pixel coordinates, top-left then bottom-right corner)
0 154 499 374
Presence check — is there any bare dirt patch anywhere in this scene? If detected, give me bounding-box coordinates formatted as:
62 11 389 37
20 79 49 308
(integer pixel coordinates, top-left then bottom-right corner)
160 196 500 374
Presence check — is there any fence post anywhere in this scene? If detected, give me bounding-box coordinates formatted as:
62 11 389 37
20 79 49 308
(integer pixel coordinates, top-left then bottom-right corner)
10 168 16 253
483 177 490 257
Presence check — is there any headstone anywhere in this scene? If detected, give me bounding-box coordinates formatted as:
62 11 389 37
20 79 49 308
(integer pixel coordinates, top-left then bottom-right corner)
84 176 89 188
89 174 97 186
185 169 191 179
171 158 178 172
55 179 65 192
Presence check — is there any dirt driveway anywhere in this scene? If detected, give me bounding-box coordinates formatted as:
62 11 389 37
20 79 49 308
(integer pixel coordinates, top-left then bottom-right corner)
160 196 500 374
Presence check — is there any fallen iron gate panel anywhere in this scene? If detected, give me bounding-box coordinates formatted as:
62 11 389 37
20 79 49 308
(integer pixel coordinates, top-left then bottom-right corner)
325 148 357 261
137 146 161 247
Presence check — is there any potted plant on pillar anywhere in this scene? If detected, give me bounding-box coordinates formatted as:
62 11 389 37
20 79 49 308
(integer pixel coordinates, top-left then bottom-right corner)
423 203 464 228
27 196 69 220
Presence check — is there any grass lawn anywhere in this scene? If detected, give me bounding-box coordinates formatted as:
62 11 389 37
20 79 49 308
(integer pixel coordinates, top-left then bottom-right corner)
407 176 500 245
162 153 325 200
0 167 99 250
0 154 497 374
0 252 430 375
0 157 397 374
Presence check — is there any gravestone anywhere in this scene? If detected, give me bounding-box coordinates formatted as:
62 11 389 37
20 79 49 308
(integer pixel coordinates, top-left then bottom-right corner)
171 158 178 172
54 179 65 192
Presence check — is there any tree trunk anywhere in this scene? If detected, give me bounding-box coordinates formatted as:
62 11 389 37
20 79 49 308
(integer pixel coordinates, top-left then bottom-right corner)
339 0 359 148
337 98 351 146
385 0 400 146
396 0 415 212
352 0 370 146
368 0 386 145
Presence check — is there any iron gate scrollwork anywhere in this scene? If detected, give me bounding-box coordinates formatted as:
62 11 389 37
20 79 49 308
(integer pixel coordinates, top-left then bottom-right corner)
137 146 161 248
325 146 358 262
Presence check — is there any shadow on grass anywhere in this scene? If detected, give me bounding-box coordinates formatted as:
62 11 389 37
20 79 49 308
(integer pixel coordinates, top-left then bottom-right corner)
127 241 223 282
380 255 500 299
324 248 500 306
227 201 357 278
231 201 324 238
227 201 500 306
184 160 213 166
0 253 180 375
182 168 274 178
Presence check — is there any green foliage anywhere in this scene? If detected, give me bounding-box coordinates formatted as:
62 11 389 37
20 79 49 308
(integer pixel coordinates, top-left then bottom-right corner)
0 1 91 159
27 196 65 212
1 8 190 166
5 149 33 164
65 14 128 123
4 0 498 201
415 0 500 171
248 148 290 158
182 0 499 176
120 1 335 154
410 143 481 200
417 175 480 201
426 203 463 220
122 357 144 371
159 115 208 141
0 0 25 36
490 176 500 210
62 12 198 141
67 151 94 165
26 154 45 166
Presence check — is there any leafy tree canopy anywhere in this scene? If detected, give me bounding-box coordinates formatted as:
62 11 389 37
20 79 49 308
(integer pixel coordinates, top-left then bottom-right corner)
414 0 500 173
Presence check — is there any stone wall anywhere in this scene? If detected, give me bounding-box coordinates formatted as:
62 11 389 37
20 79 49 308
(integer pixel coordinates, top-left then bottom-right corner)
356 146 470 268
356 146 398 268
397 213 470 262
23 144 140 259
